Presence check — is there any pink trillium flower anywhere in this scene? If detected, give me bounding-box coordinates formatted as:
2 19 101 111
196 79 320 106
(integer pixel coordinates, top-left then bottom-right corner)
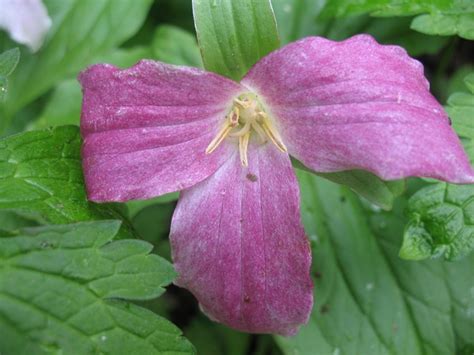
0 0 51 52
79 35 474 335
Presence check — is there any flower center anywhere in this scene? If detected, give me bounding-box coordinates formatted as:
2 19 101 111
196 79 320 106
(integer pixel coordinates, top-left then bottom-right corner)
205 93 287 166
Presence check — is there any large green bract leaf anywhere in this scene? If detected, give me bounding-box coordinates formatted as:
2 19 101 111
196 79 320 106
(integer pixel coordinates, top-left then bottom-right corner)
3 0 153 114
0 126 132 237
401 182 474 260
0 221 195 354
276 171 474 354
193 0 280 81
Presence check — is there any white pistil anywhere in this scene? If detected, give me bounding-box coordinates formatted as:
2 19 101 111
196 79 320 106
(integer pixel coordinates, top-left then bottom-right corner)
205 93 287 166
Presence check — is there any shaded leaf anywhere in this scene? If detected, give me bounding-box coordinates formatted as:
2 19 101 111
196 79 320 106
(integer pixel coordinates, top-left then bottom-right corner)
33 46 151 129
0 47 20 102
293 158 404 210
0 220 195 354
152 25 203 67
4 0 153 114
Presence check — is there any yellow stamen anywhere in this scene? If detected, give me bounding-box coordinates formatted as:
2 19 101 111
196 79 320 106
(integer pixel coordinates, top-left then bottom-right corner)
205 92 287 166
260 115 287 153
239 132 250 166
205 124 233 154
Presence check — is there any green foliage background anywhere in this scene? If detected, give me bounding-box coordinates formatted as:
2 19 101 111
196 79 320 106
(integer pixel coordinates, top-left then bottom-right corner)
0 0 473 354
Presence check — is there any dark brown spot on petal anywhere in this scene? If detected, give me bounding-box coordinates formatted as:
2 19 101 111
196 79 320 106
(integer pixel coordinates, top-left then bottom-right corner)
246 173 258 182
244 296 251 303
320 304 330 314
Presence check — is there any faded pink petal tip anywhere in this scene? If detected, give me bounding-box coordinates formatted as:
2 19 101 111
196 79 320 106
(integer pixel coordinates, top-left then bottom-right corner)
242 34 474 184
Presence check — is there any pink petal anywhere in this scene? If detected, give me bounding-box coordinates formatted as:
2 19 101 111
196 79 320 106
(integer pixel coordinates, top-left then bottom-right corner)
0 0 51 52
242 35 474 183
170 144 313 335
79 60 244 201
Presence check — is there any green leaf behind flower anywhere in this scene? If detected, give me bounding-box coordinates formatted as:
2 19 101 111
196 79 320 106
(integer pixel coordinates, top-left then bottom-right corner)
193 0 280 81
276 171 474 355
319 0 474 40
3 0 153 114
0 126 133 237
0 220 195 354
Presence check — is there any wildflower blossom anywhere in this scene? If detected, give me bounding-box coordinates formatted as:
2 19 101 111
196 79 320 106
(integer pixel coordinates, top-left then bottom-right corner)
79 35 474 335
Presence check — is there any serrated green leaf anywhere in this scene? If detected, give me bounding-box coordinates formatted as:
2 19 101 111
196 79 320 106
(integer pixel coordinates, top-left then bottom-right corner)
0 126 133 237
319 0 474 40
0 221 195 354
193 0 280 81
4 0 153 115
401 182 474 261
276 171 473 354
152 25 203 67
293 158 404 210
370 196 474 353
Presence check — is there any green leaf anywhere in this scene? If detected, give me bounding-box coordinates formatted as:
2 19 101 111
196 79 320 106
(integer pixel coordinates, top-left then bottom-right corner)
32 80 81 128
276 171 474 354
0 48 20 102
127 193 179 218
193 0 280 81
370 196 474 353
411 12 474 39
185 315 251 355
152 25 203 67
319 0 474 40
0 210 38 232
272 0 326 44
293 158 405 210
447 73 474 141
132 202 175 260
0 221 195 354
0 126 133 237
4 0 153 114
401 182 474 261
0 48 20 77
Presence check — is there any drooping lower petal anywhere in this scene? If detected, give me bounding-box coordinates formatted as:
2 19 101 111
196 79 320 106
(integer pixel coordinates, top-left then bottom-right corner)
170 143 313 335
242 35 474 183
79 60 244 201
